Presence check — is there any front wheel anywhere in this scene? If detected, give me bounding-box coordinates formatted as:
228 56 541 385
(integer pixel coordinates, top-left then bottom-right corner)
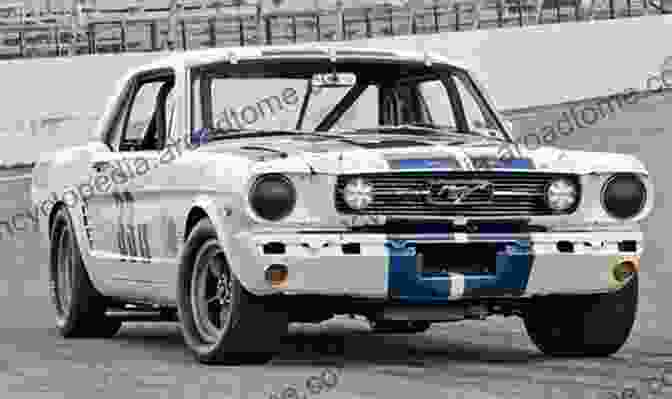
177 218 288 364
523 275 638 357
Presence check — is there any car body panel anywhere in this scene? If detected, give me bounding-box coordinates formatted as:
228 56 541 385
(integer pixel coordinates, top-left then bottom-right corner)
31 45 652 308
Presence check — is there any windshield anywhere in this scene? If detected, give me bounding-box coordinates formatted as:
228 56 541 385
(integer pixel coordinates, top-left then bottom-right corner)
190 59 509 141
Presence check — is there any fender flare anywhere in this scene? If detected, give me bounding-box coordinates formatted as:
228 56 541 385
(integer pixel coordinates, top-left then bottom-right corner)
183 195 242 278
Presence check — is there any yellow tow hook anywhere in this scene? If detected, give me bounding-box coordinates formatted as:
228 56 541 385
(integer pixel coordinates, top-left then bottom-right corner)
608 255 640 289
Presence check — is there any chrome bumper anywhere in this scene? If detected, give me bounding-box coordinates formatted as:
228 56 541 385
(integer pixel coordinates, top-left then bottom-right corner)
228 230 643 300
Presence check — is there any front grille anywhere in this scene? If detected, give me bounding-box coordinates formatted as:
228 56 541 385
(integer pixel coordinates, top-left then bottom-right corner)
335 172 580 217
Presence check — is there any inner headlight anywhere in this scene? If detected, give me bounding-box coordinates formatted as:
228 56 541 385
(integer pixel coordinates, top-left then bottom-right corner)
342 178 374 210
249 174 296 221
545 178 578 212
601 174 646 219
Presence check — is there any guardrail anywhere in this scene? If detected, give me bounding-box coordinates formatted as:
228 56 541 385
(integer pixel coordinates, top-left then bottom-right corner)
0 0 664 58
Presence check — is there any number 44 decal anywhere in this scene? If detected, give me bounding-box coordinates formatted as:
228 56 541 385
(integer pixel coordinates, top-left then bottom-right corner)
113 190 151 262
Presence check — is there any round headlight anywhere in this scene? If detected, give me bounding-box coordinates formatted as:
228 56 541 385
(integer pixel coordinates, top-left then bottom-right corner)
343 178 374 210
249 174 296 221
545 178 578 212
601 174 646 219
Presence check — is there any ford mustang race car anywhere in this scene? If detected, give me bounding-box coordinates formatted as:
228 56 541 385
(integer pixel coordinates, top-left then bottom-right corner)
31 45 653 364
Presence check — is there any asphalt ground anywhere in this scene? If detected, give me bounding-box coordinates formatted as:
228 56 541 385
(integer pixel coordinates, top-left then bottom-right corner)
0 92 670 399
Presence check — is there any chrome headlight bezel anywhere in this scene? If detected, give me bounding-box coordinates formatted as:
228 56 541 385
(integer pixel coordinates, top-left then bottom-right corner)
544 177 579 212
600 173 647 220
341 177 374 210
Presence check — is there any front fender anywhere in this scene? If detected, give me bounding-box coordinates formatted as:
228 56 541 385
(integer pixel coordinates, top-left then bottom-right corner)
183 194 247 281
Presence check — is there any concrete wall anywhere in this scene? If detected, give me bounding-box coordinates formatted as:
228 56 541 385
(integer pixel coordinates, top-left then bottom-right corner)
0 14 669 166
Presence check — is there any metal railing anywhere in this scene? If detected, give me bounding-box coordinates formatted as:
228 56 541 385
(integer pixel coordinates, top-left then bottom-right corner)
0 0 665 59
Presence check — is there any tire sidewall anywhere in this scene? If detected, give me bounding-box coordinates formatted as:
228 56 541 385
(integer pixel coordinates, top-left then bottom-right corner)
49 207 96 335
177 218 247 362
524 275 638 356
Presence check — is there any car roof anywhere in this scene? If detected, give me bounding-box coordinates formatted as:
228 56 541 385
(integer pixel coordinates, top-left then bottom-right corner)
131 44 472 75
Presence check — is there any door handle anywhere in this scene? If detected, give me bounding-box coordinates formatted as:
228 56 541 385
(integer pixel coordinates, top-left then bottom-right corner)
92 161 110 173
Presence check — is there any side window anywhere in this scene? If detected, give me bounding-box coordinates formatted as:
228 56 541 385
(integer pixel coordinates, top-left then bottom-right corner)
417 80 456 128
124 81 164 142
114 76 175 152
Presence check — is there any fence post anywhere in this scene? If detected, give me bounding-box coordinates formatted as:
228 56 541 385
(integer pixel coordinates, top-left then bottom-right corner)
555 0 560 21
497 0 504 26
166 0 181 50
256 0 264 45
517 0 524 26
336 0 345 40
207 17 215 47
54 26 61 56
181 20 187 50
315 13 320 41
365 8 372 37
265 16 272 44
120 20 127 52
455 3 460 30
69 0 81 56
387 6 394 35
471 1 480 29
238 17 244 46
150 20 159 50
88 22 96 53
609 0 615 18
291 15 297 43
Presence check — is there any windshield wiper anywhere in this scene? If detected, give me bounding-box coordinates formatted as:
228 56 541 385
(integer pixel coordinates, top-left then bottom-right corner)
204 128 301 141
239 145 288 158
351 124 471 140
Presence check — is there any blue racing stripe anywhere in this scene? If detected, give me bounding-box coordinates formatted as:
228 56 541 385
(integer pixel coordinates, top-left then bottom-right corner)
385 158 537 301
386 240 453 303
462 157 536 296
387 158 460 170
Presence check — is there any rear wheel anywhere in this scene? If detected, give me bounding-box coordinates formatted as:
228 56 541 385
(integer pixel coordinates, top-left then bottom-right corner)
523 275 638 357
177 218 288 364
49 207 122 338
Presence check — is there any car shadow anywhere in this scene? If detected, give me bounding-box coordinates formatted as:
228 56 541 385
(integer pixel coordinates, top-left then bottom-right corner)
105 319 546 367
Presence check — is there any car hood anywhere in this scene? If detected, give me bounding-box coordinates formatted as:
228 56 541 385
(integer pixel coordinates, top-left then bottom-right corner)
197 133 647 175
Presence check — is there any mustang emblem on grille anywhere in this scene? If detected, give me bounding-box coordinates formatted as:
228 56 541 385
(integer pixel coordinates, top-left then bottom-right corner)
427 180 494 205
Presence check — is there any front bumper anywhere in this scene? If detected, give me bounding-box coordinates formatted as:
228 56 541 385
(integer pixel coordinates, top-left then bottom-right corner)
229 230 643 301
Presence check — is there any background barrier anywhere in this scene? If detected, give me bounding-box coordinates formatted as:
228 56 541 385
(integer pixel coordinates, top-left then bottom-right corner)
0 0 660 59
0 14 669 166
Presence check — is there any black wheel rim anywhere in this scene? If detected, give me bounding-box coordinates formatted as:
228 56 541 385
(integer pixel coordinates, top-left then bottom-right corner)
190 240 233 344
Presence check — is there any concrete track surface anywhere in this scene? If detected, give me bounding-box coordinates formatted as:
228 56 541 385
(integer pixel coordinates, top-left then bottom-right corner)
0 93 671 399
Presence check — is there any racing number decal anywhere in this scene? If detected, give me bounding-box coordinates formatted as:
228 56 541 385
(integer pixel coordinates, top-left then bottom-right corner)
113 190 151 261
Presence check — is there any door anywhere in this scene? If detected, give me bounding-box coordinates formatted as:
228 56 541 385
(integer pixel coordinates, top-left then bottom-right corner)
85 69 177 299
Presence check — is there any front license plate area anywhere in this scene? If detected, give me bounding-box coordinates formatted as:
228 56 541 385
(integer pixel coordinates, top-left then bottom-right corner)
416 243 498 275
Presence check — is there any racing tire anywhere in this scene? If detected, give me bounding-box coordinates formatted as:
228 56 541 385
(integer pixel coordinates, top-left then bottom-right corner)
177 218 288 365
370 320 432 334
49 207 122 338
522 275 638 357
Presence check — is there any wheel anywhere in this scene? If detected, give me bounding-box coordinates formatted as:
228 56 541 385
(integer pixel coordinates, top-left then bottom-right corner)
523 275 638 357
370 320 431 334
177 218 288 364
49 207 122 338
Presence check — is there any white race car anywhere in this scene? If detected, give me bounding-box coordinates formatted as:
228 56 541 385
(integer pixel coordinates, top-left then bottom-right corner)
31 45 653 364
